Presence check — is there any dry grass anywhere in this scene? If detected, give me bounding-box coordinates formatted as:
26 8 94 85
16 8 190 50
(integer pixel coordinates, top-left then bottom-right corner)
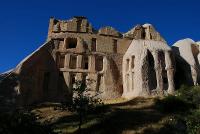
31 97 172 134
103 97 128 104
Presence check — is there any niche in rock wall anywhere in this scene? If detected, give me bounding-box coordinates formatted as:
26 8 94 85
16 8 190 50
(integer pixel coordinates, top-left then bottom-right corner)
97 74 104 92
59 39 64 50
69 55 77 69
77 19 82 32
91 38 96 51
131 56 135 69
82 56 89 70
66 38 77 49
95 56 103 71
126 59 130 72
158 51 168 90
58 54 65 68
147 50 157 90
70 73 76 87
113 39 117 53
141 28 146 39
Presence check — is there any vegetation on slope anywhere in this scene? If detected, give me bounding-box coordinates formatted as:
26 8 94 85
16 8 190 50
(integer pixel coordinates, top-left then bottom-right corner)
1 74 200 134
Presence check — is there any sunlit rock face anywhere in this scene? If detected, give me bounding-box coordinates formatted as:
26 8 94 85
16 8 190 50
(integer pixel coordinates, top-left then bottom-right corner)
2 16 200 105
172 39 200 87
122 24 175 99
2 16 133 105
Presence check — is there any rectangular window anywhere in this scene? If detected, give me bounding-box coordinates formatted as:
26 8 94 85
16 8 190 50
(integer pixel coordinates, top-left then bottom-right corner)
66 38 77 49
131 56 135 69
59 55 65 68
126 59 130 71
113 39 117 53
83 56 89 69
77 20 82 32
95 56 103 71
59 39 64 50
91 38 96 51
71 73 76 86
69 55 77 69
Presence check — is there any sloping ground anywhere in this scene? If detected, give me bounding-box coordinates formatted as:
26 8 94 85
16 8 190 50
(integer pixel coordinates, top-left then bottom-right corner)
31 98 175 134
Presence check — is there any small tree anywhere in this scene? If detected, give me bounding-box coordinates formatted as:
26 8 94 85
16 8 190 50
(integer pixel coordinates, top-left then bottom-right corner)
69 79 103 132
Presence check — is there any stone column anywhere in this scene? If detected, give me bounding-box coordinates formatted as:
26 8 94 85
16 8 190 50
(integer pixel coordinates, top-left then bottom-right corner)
77 37 85 53
164 51 175 94
129 57 132 72
52 51 58 61
145 26 151 39
48 18 55 38
64 54 70 68
129 57 133 91
166 69 175 94
191 65 198 86
126 74 130 92
98 74 105 93
102 56 109 95
77 55 83 69
63 72 71 90
103 56 108 72
89 55 96 72
152 51 163 91
63 38 67 50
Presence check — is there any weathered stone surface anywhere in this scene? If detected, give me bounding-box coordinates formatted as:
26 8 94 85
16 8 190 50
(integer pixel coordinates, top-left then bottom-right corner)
98 26 122 37
50 16 93 34
123 24 166 42
1 16 198 105
122 39 175 99
172 38 200 87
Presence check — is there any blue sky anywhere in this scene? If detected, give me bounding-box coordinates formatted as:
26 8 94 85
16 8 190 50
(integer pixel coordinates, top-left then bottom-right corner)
0 0 200 73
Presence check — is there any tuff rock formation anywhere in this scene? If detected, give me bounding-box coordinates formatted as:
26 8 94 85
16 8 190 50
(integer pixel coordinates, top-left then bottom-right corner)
0 16 198 105
122 24 175 99
173 39 200 87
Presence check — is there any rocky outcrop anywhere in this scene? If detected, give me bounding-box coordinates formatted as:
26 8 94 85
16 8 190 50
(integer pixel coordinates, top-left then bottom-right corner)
172 38 200 87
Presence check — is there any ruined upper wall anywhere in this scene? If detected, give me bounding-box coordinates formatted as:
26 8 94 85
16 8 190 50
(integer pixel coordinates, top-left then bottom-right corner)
48 16 124 38
48 17 167 54
48 16 94 35
98 26 122 37
123 24 166 42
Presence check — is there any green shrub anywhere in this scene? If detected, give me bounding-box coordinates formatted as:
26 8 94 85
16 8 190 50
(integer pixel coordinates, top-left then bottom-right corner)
158 116 187 134
0 108 54 134
186 110 200 134
177 85 200 108
154 95 191 113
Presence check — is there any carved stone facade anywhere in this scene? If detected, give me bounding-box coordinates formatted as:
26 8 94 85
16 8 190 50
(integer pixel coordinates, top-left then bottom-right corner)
122 24 175 99
1 16 199 105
